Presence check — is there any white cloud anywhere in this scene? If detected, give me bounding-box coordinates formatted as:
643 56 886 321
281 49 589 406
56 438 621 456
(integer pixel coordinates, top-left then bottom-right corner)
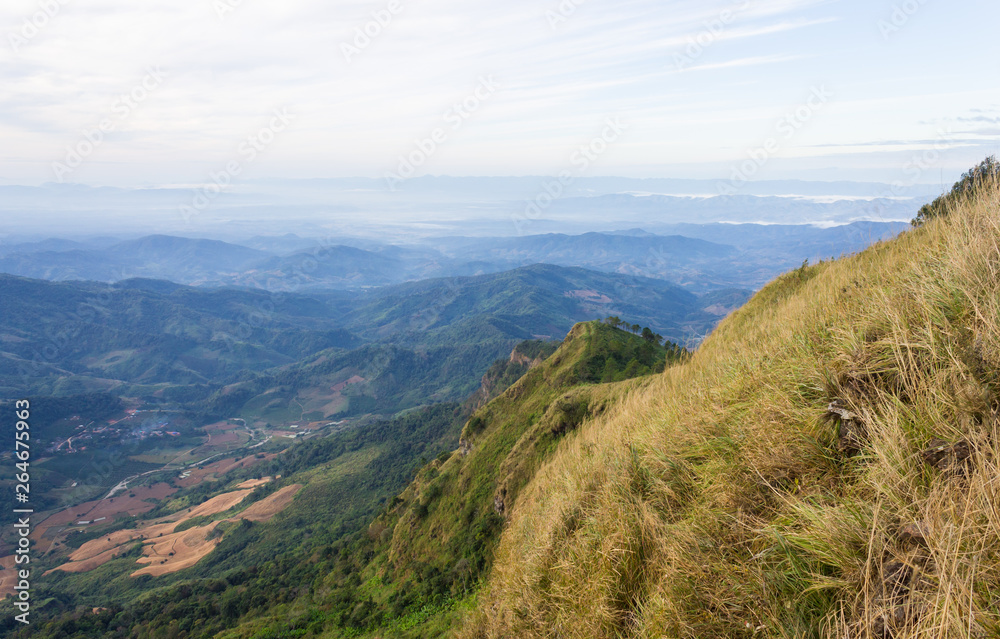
0 0 997 185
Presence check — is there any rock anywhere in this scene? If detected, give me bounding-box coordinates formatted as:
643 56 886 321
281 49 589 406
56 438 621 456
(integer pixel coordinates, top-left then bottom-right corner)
882 561 913 602
921 438 972 474
493 488 507 516
826 400 864 454
898 522 929 547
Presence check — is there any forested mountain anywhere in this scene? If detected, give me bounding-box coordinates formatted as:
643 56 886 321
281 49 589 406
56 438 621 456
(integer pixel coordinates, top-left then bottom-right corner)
0 264 737 402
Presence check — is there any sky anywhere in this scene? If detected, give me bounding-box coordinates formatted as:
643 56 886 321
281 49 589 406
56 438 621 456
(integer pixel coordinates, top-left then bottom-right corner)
1 0 998 188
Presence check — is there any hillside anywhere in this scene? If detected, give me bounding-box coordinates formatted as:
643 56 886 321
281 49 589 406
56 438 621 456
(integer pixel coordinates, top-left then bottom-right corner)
201 321 683 638
460 178 1000 637
0 265 731 426
0 187 979 637
342 264 731 344
0 325 680 638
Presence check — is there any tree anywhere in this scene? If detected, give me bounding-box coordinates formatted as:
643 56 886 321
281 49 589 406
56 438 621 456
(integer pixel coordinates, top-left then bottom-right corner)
912 156 999 226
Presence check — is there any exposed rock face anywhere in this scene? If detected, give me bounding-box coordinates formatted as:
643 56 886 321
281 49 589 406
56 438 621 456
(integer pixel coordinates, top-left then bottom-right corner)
466 345 546 412
508 345 548 370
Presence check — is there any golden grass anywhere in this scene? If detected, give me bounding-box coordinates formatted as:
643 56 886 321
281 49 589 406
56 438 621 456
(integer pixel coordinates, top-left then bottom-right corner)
461 180 1000 638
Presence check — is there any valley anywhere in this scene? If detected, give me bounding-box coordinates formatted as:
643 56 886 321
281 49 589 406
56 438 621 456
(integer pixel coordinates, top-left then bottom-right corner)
0 197 965 638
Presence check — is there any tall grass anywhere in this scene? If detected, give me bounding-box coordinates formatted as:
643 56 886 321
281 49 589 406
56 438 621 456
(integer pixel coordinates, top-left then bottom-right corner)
460 179 1000 638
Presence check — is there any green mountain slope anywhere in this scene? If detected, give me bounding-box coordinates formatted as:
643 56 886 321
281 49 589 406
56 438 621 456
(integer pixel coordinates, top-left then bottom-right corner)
459 177 1000 637
0 327 676 638
346 263 726 345
0 264 736 405
212 322 683 638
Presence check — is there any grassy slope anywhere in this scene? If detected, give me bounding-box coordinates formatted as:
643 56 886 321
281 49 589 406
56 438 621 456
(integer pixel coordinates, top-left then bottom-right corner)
462 182 1000 638
379 322 671 591
210 324 674 639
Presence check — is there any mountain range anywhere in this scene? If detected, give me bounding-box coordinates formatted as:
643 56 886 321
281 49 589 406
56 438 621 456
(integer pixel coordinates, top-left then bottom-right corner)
0 222 907 293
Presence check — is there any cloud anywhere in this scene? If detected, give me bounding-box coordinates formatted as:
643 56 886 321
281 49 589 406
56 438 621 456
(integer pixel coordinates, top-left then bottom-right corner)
0 0 998 185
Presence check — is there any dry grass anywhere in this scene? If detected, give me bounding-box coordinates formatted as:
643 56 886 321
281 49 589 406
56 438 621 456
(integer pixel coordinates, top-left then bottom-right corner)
461 181 1000 638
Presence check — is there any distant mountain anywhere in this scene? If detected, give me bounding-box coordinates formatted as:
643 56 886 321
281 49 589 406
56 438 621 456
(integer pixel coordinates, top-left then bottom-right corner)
540 193 923 227
432 231 735 267
344 263 731 344
0 235 268 284
235 244 403 289
649 220 910 255
0 238 97 257
0 177 935 241
424 224 910 292
0 223 911 294
0 274 360 397
0 263 741 409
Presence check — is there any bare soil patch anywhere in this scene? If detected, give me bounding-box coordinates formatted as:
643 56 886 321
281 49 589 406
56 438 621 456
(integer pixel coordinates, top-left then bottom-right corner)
131 522 222 577
50 478 299 578
237 484 302 522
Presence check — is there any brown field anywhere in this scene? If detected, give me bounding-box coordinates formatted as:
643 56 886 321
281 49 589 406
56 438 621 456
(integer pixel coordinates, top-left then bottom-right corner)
50 479 300 578
236 478 272 489
237 484 302 522
31 482 177 553
331 375 366 392
131 485 302 576
208 431 240 445
47 545 132 575
176 453 275 488
0 555 18 599
54 486 254 570
131 522 223 577
187 488 254 518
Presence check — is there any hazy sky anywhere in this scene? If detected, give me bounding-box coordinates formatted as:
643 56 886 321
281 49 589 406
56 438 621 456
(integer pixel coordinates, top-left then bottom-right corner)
1 0 998 187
